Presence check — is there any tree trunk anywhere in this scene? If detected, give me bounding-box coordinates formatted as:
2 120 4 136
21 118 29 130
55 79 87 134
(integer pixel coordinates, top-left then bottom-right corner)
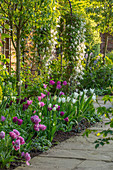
103 33 108 64
16 29 21 96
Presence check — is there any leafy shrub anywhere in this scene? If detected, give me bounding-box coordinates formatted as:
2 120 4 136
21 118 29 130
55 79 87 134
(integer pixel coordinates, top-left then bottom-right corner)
83 94 113 149
79 54 113 94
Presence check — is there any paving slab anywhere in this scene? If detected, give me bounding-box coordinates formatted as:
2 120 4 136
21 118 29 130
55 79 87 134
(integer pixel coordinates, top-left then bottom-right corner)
14 97 113 170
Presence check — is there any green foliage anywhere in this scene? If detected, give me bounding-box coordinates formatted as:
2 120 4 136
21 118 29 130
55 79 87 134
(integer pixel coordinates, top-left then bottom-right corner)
83 94 113 149
85 19 101 56
79 54 113 94
0 135 17 169
107 50 113 62
86 0 113 35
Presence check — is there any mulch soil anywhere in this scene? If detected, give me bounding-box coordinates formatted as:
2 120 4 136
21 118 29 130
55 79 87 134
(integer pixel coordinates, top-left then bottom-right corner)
2 119 95 170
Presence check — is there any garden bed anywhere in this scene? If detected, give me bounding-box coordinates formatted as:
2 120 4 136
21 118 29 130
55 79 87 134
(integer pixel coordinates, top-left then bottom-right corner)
8 118 95 170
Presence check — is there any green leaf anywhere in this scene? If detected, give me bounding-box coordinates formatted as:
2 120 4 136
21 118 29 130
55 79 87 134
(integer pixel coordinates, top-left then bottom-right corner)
1 33 10 40
95 144 99 149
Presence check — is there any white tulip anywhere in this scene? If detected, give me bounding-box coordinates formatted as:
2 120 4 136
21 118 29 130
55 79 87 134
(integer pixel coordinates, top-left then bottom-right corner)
72 98 76 104
74 92 79 98
83 89 88 94
80 91 83 96
52 107 56 111
4 96 7 100
12 96 16 100
55 104 58 109
92 94 96 101
90 88 95 94
84 95 87 100
67 97 71 102
53 95 57 100
48 103 52 108
58 98 61 103
39 112 42 116
62 97 66 103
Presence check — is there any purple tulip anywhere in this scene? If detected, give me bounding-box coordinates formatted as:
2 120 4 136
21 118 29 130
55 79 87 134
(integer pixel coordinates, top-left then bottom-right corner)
25 84 28 89
59 91 65 96
56 84 62 89
24 97 28 102
13 116 18 123
21 152 25 157
63 81 67 86
48 107 52 111
23 104 28 111
1 116 6 122
18 119 23 125
0 131 5 139
60 111 65 116
20 99 24 104
64 117 69 122
6 104 9 108
10 100 13 106
56 106 60 111
49 80 55 85
16 98 20 104
57 81 61 85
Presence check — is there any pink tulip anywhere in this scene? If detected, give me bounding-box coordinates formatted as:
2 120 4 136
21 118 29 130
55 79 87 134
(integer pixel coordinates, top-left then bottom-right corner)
27 100 33 106
41 93 46 98
24 152 31 166
39 102 45 107
9 131 17 139
1 116 6 122
21 152 25 157
39 124 47 131
38 96 42 101
12 139 20 151
43 84 47 88
17 136 25 145
31 115 41 124
0 131 5 139
34 124 40 131
13 129 20 136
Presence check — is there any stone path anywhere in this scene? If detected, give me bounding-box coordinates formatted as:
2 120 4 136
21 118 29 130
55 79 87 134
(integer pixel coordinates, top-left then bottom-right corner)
15 97 113 170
